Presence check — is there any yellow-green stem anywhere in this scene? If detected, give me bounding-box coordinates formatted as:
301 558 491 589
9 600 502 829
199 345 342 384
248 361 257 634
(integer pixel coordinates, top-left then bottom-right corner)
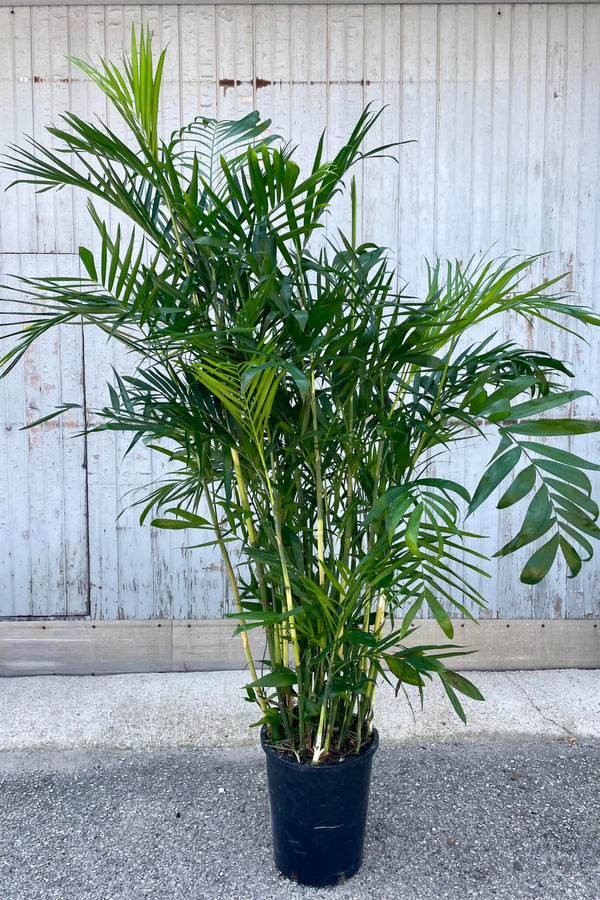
359 584 374 679
310 365 325 589
312 692 330 764
313 613 347 763
230 447 257 542
322 697 339 756
363 591 386 730
267 473 302 670
202 475 267 715
230 446 281 669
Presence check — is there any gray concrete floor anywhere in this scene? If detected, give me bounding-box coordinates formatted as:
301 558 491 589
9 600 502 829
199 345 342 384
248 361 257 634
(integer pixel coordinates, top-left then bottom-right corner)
1 669 599 899
1 669 599 751
1 739 599 900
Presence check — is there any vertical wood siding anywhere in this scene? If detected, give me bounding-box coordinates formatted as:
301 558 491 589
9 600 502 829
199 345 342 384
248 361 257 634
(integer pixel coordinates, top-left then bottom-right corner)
0 5 598 620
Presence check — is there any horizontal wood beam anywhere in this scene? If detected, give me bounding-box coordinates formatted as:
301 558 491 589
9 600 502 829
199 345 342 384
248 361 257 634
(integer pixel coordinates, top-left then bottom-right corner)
1 618 598 676
0 1 594 6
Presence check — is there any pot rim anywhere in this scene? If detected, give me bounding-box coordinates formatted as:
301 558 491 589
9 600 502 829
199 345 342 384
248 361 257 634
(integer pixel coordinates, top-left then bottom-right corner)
260 724 379 771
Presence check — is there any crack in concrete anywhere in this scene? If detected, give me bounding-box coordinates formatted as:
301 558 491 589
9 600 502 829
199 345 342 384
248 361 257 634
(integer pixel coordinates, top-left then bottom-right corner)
503 673 574 737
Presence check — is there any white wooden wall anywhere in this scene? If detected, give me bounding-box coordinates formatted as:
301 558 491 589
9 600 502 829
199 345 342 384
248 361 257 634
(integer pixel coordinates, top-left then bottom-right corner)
0 4 598 621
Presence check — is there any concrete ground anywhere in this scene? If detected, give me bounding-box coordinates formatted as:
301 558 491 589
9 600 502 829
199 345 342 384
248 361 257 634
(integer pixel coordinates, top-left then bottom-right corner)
1 669 599 751
1 669 599 899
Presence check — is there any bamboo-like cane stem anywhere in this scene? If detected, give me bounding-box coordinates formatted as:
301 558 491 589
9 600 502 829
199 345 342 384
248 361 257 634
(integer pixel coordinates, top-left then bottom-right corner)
202 475 268 715
362 591 386 733
310 366 326 589
230 446 282 673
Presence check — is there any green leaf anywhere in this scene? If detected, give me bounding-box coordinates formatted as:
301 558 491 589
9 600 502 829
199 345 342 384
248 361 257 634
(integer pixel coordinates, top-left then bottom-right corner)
424 590 454 639
366 486 410 524
554 505 600 540
404 353 446 370
247 668 297 689
494 487 554 557
283 362 309 397
405 502 424 556
440 670 485 701
497 465 537 509
520 533 560 584
342 629 380 648
386 495 413 539
547 481 598 517
226 606 305 635
393 643 462 659
478 377 539 420
78 245 97 280
384 655 425 687
150 518 196 529
399 596 423 637
21 403 82 429
468 446 522 515
484 398 512 423
506 419 600 437
248 708 283 729
519 441 600 472
440 680 467 724
558 536 582 578
559 522 594 560
329 673 369 696
416 477 471 504
535 460 593 494
508 389 589 420
165 508 213 528
489 433 513 462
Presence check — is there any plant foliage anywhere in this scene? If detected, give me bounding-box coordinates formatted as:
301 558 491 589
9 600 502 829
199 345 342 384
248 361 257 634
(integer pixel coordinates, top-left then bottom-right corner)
1 28 599 762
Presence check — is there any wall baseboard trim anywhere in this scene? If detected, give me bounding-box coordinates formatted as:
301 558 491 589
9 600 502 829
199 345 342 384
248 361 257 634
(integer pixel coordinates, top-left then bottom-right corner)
2 2 594 8
0 618 598 676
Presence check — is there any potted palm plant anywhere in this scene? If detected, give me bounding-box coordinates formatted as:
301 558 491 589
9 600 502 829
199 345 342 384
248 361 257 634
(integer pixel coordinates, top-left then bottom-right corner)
2 29 599 886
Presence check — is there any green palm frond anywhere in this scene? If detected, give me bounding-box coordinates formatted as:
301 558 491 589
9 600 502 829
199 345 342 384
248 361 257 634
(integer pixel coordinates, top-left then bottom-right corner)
193 354 283 451
71 24 166 156
170 112 276 194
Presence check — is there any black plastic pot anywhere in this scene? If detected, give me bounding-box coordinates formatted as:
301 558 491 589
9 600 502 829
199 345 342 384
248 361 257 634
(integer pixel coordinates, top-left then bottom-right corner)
261 726 379 886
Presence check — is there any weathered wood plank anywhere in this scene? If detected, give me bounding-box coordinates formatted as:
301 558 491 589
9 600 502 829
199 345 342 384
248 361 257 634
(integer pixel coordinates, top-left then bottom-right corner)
0 618 598 676
3 0 597 6
179 6 218 122
408 4 437 277
0 254 88 617
7 8 37 253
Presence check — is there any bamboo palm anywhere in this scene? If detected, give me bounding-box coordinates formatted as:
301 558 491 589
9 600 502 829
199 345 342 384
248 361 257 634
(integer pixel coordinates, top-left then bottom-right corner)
1 30 599 762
